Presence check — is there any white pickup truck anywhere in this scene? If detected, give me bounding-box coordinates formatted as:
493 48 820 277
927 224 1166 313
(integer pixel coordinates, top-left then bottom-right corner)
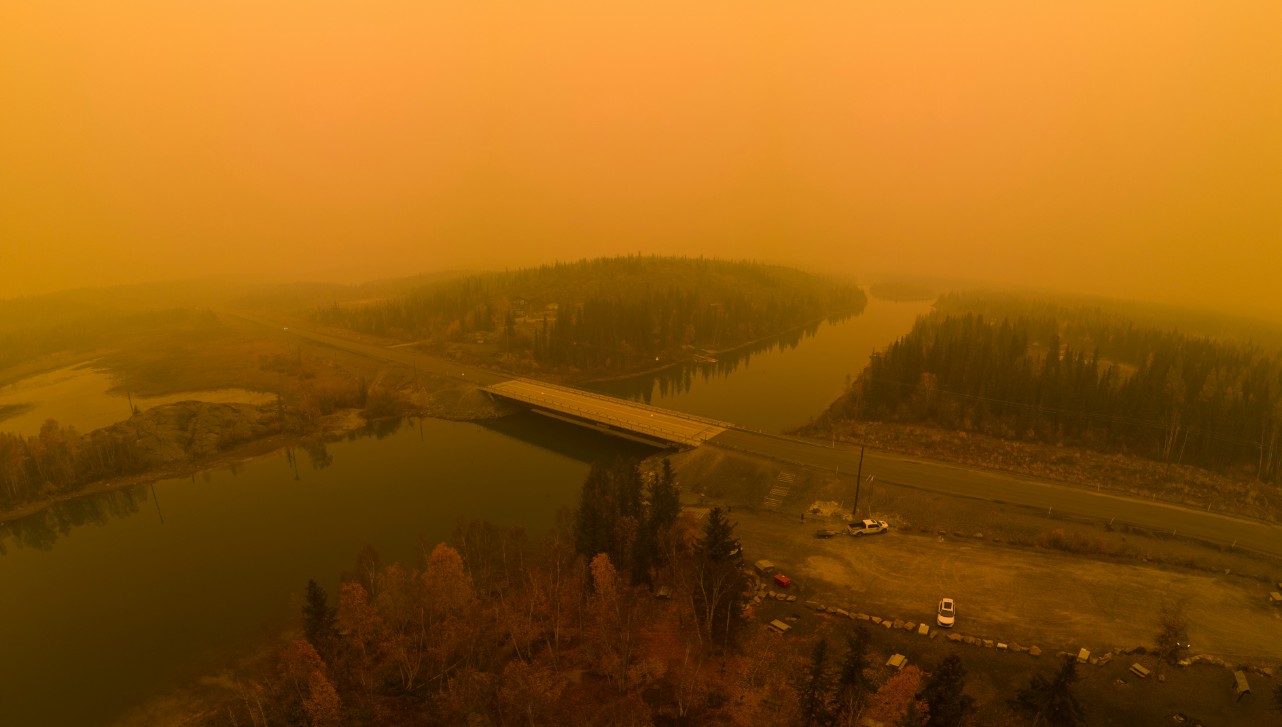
848 519 889 536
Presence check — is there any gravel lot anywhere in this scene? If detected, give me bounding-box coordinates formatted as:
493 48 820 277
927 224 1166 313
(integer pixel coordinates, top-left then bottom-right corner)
732 507 1282 664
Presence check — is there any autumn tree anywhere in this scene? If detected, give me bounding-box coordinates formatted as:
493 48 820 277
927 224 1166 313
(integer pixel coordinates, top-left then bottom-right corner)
587 553 646 691
1012 657 1085 727
919 654 972 727
865 665 928 727
277 639 343 727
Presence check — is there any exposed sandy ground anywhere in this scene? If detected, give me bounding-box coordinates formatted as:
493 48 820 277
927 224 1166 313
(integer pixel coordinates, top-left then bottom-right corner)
669 444 1282 667
732 507 1282 664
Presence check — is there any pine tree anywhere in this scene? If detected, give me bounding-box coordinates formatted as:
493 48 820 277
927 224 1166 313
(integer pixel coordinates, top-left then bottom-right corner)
302 579 338 652
691 507 747 648
836 627 874 718
695 506 741 564
797 638 835 727
1012 657 1085 726
573 462 614 559
919 654 973 727
649 458 681 534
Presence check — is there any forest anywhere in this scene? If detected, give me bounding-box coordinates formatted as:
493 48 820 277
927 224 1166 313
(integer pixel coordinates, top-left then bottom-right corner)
309 256 866 375
199 459 1038 727
826 292 1282 485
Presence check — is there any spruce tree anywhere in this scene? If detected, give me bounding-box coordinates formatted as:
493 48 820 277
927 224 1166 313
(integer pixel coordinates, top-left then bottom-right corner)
692 507 747 648
301 579 338 651
1012 657 1085 727
695 506 741 563
797 638 836 727
649 458 681 534
919 654 972 727
836 627 874 718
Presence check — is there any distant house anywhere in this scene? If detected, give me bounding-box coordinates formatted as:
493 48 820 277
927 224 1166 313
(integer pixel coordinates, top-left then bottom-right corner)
511 297 529 317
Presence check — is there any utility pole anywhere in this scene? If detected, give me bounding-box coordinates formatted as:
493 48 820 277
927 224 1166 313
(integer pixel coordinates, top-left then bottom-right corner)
851 445 865 519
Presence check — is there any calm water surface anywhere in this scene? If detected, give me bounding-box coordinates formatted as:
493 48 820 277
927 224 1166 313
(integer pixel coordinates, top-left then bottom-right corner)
589 296 933 431
0 294 932 725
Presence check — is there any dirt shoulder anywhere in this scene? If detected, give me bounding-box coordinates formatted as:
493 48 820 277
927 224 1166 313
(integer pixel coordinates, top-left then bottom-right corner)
802 420 1282 523
667 445 1282 666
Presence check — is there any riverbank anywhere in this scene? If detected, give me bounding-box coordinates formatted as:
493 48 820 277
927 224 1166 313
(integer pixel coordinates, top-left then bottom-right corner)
0 371 515 525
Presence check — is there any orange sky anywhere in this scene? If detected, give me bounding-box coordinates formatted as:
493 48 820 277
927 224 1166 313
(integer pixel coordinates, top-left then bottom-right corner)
3 1 1279 316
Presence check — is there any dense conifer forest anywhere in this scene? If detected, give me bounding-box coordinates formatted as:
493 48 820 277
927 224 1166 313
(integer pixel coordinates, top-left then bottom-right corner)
825 292 1282 484
309 257 866 375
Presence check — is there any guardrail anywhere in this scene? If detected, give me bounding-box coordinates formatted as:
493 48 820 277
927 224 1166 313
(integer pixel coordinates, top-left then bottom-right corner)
486 380 726 446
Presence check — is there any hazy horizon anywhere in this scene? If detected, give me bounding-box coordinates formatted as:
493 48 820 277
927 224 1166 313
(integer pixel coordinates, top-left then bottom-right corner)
4 2 1279 317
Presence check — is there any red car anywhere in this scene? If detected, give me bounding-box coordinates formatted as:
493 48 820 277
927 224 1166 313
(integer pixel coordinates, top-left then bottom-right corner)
773 574 793 588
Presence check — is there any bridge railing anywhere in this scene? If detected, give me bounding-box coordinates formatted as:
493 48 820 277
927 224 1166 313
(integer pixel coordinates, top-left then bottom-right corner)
488 382 724 446
500 377 735 429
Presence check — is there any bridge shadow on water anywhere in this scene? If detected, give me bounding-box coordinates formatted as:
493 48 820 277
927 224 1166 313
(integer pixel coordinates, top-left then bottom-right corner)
476 409 663 464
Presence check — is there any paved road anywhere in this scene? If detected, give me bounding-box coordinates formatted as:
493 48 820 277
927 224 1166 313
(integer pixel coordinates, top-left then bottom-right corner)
486 379 728 445
710 428 1282 557
225 312 1282 558
224 310 508 385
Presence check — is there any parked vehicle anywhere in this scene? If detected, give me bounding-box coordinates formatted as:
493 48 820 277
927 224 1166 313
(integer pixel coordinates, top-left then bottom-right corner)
937 598 956 628
848 519 890 536
773 574 793 588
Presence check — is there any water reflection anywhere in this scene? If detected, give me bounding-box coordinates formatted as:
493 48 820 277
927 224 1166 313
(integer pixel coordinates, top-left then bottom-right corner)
0 484 148 553
478 410 660 463
350 416 406 441
599 319 831 404
0 410 656 553
301 439 334 470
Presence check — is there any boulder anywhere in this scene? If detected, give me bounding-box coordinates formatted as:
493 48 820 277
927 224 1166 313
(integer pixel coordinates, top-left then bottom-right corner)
1029 646 1042 657
917 623 930 636
983 639 994 649
871 616 882 624
947 633 963 642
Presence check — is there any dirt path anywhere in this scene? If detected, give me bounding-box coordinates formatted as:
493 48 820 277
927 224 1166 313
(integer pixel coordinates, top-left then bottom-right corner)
732 507 1282 663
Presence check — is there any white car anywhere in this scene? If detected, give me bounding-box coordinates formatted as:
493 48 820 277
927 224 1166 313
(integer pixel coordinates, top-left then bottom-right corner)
937 598 956 628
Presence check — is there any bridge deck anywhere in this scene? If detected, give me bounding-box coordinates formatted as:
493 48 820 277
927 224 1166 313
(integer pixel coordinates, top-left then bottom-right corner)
485 378 729 446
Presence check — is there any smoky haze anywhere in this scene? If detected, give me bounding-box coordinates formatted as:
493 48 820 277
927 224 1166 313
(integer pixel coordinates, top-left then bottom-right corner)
2 1 1279 317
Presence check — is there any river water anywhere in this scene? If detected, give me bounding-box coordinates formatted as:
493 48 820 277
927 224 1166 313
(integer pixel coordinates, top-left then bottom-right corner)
0 295 931 725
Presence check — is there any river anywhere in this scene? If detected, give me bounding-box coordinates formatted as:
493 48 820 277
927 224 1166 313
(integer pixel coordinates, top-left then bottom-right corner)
0 294 932 725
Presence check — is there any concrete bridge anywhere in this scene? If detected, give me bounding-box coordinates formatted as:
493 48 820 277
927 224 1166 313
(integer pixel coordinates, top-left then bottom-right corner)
483 378 730 447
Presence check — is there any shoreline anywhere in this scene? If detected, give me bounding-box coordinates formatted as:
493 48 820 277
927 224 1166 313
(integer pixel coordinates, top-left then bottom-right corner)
0 408 383 526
